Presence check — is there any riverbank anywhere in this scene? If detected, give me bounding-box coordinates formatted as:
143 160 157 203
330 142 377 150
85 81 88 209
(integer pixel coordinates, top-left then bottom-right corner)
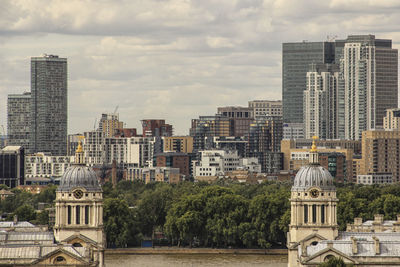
106 247 287 255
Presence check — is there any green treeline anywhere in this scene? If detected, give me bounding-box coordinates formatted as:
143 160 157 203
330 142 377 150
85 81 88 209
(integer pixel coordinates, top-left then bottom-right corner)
3 181 400 249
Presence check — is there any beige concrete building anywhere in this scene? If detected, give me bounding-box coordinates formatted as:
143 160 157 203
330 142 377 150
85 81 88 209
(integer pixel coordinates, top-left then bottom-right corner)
163 136 193 153
361 130 400 182
383 108 400 130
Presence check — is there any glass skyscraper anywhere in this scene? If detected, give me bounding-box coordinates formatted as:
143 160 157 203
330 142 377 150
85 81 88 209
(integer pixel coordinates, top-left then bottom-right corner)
30 54 67 155
282 41 335 123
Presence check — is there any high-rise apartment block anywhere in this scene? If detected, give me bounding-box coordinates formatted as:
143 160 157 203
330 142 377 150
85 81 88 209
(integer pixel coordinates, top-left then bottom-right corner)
99 113 123 138
246 116 283 172
383 108 400 130
7 92 31 152
248 100 282 118
361 130 400 182
190 115 232 151
282 41 335 123
141 119 173 137
303 64 340 139
340 35 398 140
30 54 67 155
163 136 193 153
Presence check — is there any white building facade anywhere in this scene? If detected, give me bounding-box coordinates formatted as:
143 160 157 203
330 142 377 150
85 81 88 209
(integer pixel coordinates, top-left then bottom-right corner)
25 153 74 178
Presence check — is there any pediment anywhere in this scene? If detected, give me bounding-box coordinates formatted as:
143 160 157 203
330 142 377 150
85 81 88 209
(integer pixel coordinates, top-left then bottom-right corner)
33 247 88 265
303 247 357 265
62 233 99 248
300 233 327 243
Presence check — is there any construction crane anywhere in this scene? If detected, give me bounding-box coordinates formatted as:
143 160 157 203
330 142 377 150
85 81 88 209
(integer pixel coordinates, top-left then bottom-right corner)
327 35 338 42
113 105 119 120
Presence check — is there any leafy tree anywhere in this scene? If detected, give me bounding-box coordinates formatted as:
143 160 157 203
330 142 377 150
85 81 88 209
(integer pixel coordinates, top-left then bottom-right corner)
103 198 138 247
14 204 36 222
320 256 353 267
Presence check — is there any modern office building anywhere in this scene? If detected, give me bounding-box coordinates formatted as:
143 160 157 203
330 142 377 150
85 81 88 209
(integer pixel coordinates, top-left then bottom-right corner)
217 106 253 137
7 92 31 152
155 152 191 177
303 64 340 139
282 41 335 123
383 108 400 130
0 146 24 188
357 173 393 185
30 54 67 155
339 35 398 140
283 123 304 140
248 100 282 118
208 136 247 157
126 167 182 184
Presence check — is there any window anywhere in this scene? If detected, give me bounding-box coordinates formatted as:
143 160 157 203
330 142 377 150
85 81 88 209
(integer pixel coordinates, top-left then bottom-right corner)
76 206 80 224
321 205 325 224
312 205 317 223
85 206 89 225
54 256 66 263
304 205 308 223
73 242 83 247
67 206 71 225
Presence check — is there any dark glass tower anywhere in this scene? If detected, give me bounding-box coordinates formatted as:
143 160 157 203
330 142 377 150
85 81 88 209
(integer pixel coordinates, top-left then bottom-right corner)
30 54 67 155
282 41 335 123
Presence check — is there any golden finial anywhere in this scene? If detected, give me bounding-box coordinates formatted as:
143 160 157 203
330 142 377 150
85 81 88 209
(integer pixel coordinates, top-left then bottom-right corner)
311 136 318 152
76 140 83 153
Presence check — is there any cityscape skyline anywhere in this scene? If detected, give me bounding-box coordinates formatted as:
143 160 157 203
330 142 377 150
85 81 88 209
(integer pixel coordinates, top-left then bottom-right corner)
2 1 400 135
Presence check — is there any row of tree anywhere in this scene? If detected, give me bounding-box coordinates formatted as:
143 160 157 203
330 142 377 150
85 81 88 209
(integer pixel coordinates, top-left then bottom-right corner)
3 181 400 249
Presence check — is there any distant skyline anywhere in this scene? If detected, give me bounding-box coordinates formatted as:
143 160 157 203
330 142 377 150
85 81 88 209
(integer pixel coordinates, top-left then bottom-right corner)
1 0 400 135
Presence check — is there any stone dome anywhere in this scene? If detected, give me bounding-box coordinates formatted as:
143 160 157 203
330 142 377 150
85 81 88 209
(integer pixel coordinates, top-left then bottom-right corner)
58 165 102 192
292 164 335 191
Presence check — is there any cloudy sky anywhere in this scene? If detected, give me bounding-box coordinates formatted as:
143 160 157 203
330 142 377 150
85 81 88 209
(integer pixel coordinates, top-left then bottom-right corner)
1 0 400 135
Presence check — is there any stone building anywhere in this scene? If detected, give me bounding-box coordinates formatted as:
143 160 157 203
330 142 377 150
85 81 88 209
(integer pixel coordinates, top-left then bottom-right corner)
288 138 400 266
0 142 105 266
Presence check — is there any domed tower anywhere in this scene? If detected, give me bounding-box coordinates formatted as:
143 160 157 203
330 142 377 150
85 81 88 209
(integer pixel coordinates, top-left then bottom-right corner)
54 141 105 266
287 137 338 267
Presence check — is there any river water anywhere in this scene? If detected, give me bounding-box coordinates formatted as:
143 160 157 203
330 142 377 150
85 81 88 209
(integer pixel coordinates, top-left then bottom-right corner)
106 254 288 267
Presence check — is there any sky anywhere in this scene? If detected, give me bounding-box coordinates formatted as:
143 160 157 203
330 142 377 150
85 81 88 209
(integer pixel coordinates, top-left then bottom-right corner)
1 0 400 135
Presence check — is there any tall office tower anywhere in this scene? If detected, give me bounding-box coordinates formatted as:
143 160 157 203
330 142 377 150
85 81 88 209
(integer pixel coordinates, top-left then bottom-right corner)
30 54 67 155
217 106 253 137
282 41 335 123
303 64 340 139
339 35 398 140
98 113 123 138
7 92 31 152
248 100 282 118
